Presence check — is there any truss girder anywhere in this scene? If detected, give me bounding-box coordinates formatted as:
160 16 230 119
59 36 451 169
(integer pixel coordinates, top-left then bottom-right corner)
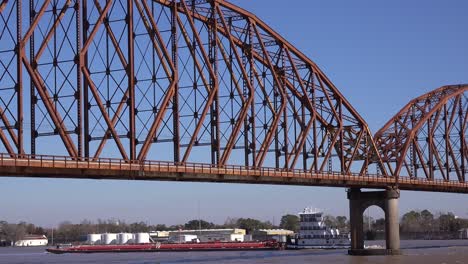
375 85 468 182
0 0 385 176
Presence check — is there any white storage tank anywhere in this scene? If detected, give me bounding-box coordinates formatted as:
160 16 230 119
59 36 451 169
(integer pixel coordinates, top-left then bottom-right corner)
87 234 101 245
335 228 340 236
101 233 117 245
135 233 150 244
118 233 134 244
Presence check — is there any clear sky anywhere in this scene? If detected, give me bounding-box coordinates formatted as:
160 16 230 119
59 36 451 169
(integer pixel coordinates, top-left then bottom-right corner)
1 0 468 227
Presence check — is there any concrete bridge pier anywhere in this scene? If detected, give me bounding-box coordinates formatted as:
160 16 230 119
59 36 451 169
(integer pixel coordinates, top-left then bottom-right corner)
347 187 401 255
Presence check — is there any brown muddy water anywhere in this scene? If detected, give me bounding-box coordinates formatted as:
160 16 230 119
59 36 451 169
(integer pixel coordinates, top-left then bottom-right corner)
0 240 467 264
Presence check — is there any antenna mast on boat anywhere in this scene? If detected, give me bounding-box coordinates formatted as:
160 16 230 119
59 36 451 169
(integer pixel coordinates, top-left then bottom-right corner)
198 200 201 236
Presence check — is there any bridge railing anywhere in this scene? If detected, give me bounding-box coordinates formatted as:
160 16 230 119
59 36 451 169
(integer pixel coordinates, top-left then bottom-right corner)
0 152 381 177
0 153 466 188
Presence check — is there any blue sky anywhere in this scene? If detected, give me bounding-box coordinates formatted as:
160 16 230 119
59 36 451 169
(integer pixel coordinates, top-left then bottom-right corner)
1 0 468 227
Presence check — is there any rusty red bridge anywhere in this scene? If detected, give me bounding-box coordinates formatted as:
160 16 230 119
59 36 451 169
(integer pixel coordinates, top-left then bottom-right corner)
1 0 467 255
0 0 466 194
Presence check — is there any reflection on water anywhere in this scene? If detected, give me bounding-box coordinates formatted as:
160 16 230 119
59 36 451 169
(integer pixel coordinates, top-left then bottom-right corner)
0 240 467 264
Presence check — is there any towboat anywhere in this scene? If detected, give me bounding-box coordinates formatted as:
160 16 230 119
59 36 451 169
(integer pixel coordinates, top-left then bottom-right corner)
288 207 350 249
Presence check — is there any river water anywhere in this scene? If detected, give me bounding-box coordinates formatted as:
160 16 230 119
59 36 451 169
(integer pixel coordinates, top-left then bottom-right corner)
0 240 467 264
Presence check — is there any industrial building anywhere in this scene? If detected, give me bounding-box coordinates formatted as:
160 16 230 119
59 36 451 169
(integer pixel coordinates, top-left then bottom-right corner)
459 228 468 239
0 239 12 247
14 235 48 246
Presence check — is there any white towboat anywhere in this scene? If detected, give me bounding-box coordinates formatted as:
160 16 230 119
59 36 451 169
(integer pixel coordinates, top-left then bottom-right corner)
289 207 350 249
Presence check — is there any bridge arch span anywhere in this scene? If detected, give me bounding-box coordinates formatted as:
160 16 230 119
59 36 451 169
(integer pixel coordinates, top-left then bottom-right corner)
138 0 385 174
0 0 385 175
375 85 467 182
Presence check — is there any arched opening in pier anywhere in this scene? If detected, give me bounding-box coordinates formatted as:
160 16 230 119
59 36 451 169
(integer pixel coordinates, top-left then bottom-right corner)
348 188 401 255
362 205 385 245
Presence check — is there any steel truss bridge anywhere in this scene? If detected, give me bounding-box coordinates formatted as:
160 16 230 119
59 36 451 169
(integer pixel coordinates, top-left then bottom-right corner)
0 0 466 193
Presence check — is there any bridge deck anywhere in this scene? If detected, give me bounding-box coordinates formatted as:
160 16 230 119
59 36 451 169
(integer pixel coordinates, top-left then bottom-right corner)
0 154 466 193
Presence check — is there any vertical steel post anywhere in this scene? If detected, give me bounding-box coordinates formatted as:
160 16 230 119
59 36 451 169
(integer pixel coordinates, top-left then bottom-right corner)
311 72 318 172
171 1 180 163
444 104 450 179
82 0 89 158
128 0 136 160
273 53 280 168
428 114 434 180
76 0 82 158
248 19 256 167
17 0 23 156
242 24 249 167
29 0 36 156
281 50 288 168
339 99 345 172
209 1 219 165
460 100 466 181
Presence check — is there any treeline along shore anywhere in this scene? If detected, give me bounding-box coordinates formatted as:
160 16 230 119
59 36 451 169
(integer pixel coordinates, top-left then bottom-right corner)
1 209 467 245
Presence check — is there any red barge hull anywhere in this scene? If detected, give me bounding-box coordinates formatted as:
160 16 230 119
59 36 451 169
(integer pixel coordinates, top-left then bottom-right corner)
46 241 282 254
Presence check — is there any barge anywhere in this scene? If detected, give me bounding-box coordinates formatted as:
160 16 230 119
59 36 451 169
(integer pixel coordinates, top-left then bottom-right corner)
46 241 282 254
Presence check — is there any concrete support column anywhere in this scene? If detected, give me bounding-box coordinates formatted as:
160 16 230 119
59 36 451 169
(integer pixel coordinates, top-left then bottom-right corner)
349 189 364 250
385 188 400 252
347 187 401 256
